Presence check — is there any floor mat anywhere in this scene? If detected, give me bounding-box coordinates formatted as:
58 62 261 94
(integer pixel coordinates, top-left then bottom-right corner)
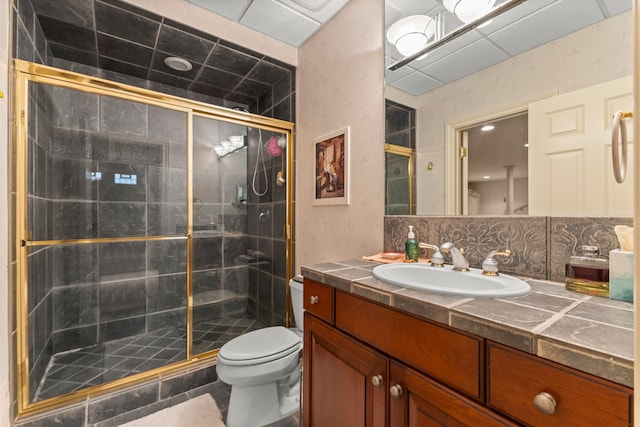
118 393 225 427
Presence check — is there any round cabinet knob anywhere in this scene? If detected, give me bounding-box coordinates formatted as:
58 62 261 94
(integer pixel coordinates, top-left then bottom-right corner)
389 384 403 398
309 295 319 304
533 392 557 415
371 375 384 387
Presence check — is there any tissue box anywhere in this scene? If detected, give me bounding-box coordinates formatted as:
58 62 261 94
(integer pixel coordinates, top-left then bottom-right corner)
609 249 634 302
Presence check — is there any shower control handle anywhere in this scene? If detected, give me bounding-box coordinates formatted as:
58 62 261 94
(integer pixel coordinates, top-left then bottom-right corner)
371 375 384 387
309 295 319 305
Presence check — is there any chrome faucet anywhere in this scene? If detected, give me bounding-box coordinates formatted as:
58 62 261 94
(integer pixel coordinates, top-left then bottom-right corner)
440 242 469 271
482 249 512 276
418 243 444 267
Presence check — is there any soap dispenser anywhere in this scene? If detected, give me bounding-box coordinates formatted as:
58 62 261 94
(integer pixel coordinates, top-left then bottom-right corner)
405 226 419 262
565 245 610 297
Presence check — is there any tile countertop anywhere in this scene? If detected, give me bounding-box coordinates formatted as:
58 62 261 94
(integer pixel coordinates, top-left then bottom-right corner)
301 259 634 388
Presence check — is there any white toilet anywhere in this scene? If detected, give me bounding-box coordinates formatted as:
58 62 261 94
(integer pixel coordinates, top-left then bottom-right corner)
216 278 304 427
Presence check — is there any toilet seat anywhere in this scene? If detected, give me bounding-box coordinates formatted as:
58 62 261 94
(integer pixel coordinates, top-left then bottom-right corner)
218 326 302 366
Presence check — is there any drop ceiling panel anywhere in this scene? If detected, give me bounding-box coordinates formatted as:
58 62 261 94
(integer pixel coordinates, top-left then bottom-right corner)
487 0 605 57
391 71 443 95
186 0 253 21
385 62 416 84
476 0 559 36
411 30 482 68
421 38 509 83
279 0 350 22
241 0 321 46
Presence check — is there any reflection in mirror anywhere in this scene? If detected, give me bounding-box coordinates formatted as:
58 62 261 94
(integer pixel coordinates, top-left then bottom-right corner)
385 100 416 214
384 0 633 215
465 112 528 215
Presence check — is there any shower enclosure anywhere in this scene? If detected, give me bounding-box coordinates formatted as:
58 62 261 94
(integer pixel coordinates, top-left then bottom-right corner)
14 60 294 414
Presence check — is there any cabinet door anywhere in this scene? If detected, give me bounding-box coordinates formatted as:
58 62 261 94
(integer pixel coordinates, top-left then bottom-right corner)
389 361 516 427
303 313 388 427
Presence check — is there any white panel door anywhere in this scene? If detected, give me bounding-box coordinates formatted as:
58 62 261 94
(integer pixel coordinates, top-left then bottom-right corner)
529 76 633 215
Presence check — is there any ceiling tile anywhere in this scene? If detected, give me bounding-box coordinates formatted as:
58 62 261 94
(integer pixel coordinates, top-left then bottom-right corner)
476 0 558 36
156 24 216 63
241 0 320 47
148 70 193 90
278 0 350 23
487 0 605 57
97 33 154 68
248 61 289 85
151 53 202 80
38 15 96 51
206 45 260 75
185 0 253 21
31 0 95 29
197 66 244 90
390 71 442 96
98 0 162 22
385 62 415 84
421 38 509 83
95 1 160 48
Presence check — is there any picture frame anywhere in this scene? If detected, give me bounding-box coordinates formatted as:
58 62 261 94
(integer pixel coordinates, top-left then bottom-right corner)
313 126 349 206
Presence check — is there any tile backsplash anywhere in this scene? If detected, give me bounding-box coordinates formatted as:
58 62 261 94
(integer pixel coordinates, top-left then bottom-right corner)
384 216 633 282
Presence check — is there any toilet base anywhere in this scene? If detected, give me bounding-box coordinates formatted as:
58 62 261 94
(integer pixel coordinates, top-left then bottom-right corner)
225 367 301 427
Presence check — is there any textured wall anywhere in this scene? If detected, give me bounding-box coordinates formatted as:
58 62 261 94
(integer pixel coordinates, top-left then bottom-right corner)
296 0 385 271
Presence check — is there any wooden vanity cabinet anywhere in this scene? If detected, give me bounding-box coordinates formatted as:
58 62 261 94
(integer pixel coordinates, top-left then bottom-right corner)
302 278 633 426
487 342 633 426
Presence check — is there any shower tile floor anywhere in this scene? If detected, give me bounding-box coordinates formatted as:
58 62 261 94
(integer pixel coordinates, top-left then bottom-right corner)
35 314 267 401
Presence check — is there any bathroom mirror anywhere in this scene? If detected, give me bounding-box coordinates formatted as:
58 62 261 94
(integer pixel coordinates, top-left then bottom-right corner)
384 0 634 215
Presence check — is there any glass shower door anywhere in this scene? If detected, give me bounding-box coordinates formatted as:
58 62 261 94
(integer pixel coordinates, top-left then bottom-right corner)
23 81 189 402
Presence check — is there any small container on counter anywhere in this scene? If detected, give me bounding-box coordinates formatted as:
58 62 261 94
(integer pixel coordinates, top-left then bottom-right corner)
565 245 609 297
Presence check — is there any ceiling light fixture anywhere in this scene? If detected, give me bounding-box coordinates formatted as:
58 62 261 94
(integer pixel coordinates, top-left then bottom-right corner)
481 124 495 131
443 0 497 23
386 15 436 57
164 56 193 72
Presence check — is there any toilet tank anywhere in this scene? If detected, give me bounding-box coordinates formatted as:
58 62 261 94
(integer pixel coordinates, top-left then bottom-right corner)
289 278 304 331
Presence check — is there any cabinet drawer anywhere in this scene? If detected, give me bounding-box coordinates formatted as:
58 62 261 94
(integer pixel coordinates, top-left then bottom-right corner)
487 342 632 426
335 290 483 399
303 278 334 324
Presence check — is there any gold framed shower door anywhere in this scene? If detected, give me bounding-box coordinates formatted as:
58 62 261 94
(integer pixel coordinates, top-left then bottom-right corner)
12 59 295 417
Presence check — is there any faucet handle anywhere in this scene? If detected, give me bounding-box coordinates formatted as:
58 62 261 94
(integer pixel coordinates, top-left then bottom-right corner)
482 249 512 276
418 243 444 267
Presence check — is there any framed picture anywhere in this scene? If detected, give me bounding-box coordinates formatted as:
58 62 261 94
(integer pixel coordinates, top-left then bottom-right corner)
313 126 349 206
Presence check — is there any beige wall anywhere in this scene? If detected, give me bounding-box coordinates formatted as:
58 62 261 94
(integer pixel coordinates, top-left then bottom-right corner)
123 0 298 66
296 0 385 271
1 0 10 424
410 10 633 214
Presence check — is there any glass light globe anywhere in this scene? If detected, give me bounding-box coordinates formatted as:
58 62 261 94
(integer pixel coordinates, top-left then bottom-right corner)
443 0 497 23
386 15 436 57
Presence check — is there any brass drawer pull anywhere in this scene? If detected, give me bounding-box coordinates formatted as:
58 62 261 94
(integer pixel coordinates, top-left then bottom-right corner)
390 384 403 398
533 392 557 415
371 375 384 387
309 295 319 304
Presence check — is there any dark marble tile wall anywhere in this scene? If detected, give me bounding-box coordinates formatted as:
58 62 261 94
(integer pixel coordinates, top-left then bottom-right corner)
244 127 289 326
384 216 633 282
13 0 52 65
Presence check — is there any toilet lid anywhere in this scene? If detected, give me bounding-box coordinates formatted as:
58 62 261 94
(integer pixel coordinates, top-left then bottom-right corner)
218 326 301 364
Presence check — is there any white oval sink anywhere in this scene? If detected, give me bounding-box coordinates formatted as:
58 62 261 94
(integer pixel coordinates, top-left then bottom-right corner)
372 263 530 298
